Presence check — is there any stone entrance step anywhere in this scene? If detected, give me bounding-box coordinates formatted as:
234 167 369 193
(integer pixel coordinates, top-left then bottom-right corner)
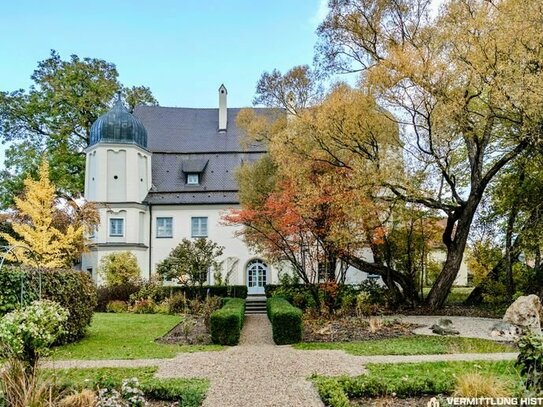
245 295 267 315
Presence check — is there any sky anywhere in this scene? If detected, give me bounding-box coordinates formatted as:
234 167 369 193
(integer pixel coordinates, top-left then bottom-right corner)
0 0 330 167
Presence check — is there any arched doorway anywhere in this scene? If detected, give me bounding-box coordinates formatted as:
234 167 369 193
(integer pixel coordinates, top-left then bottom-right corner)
246 259 268 295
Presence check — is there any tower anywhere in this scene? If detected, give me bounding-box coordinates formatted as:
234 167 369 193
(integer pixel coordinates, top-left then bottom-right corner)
82 94 152 280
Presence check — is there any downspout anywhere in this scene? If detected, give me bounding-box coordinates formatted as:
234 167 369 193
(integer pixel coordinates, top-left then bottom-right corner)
148 203 152 280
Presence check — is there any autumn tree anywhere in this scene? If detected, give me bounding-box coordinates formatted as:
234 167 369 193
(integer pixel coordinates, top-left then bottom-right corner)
156 238 224 287
0 50 158 207
0 159 97 268
297 0 543 308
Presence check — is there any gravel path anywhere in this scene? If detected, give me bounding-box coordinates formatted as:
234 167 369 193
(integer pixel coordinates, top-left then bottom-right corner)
45 315 518 407
392 315 507 341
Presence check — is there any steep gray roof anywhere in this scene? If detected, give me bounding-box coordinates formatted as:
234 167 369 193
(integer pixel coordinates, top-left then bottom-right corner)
133 106 274 205
133 106 269 153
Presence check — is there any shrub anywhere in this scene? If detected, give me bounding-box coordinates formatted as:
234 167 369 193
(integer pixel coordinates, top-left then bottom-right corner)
164 285 248 300
167 293 187 314
0 266 96 344
0 300 69 366
96 282 141 312
106 300 129 313
99 251 142 287
267 297 302 345
130 299 157 314
516 331 543 393
210 298 245 345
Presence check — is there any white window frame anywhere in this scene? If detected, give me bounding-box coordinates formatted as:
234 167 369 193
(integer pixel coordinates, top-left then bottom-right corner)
156 217 173 238
191 217 208 238
109 218 124 237
187 173 199 185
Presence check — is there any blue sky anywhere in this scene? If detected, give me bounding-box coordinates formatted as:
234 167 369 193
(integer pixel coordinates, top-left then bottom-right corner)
0 0 328 108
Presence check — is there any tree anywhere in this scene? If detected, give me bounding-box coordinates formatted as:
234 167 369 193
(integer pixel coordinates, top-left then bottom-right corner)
156 238 224 287
301 0 543 308
0 159 97 268
98 251 142 287
0 50 158 207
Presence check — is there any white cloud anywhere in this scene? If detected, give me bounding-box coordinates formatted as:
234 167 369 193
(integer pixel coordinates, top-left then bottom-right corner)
310 0 329 28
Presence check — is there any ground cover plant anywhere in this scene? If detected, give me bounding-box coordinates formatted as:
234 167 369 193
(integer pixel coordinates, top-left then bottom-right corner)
51 313 221 360
42 367 208 407
295 336 514 356
313 361 521 407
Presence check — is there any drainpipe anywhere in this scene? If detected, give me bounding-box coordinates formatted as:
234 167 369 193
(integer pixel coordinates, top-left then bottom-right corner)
148 204 152 280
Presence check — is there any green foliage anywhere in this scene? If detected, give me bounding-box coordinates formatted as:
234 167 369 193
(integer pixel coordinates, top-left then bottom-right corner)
52 313 221 360
266 297 302 345
313 361 519 406
516 331 543 393
44 367 208 407
294 335 513 355
0 50 158 207
156 238 224 286
210 298 245 345
96 282 141 312
0 300 68 366
106 300 129 313
0 266 97 344
99 251 142 287
130 299 157 314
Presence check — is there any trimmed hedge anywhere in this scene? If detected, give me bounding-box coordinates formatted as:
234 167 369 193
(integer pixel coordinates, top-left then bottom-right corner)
210 297 245 345
0 266 97 344
165 285 248 300
267 297 302 345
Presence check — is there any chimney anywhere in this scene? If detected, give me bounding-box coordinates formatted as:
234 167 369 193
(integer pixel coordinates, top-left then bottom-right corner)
218 84 227 132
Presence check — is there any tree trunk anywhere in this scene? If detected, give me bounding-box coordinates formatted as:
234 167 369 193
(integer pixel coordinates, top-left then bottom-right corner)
504 205 519 300
426 198 479 309
340 252 419 306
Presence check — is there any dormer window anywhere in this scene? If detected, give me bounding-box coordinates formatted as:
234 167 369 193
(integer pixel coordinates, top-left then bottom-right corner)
187 173 199 185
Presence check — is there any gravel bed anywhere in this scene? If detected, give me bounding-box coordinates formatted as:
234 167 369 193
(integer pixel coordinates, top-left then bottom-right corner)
391 315 509 341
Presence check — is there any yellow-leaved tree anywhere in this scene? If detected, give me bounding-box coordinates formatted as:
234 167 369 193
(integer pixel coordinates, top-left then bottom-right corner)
1 159 90 269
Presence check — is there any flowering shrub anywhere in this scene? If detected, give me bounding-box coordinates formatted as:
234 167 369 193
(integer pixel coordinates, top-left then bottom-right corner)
0 299 69 365
96 378 148 407
130 299 157 314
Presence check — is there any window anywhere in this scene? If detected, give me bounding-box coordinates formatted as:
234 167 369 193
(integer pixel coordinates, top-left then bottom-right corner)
191 217 208 237
187 173 199 185
156 217 173 238
109 218 124 237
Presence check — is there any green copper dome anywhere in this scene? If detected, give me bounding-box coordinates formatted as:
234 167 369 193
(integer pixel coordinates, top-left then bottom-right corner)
89 94 148 148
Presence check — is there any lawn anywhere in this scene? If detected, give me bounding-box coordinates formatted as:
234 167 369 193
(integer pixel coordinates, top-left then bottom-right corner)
294 335 514 355
313 360 521 407
51 313 222 360
44 367 208 407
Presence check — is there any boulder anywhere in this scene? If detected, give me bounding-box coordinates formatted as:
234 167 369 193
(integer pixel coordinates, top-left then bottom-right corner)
503 294 542 335
430 319 459 335
490 321 520 339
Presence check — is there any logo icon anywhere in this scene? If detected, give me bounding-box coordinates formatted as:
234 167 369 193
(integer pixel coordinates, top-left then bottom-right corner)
427 398 440 407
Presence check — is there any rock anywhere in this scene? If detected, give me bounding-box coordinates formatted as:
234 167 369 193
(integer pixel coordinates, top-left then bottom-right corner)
490 321 520 339
438 318 453 327
430 324 460 336
503 295 542 335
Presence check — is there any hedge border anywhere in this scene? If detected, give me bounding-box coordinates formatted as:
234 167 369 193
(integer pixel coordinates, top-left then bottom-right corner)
210 298 245 345
266 297 302 345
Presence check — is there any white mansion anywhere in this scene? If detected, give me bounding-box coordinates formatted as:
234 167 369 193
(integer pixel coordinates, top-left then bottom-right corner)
81 86 468 293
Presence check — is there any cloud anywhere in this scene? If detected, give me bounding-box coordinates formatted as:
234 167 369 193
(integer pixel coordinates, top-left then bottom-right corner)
310 0 329 28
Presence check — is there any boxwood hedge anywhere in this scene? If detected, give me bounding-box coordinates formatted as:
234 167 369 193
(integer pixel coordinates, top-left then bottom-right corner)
266 297 302 345
0 266 97 344
210 297 245 345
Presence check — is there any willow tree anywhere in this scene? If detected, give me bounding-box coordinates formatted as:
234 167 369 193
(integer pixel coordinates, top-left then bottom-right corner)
309 0 543 308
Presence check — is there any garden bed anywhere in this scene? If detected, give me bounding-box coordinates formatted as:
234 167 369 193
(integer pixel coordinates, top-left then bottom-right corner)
303 316 420 342
351 396 435 406
158 316 212 345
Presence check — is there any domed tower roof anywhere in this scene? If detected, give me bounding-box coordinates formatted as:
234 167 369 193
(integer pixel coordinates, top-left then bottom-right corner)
89 93 148 148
